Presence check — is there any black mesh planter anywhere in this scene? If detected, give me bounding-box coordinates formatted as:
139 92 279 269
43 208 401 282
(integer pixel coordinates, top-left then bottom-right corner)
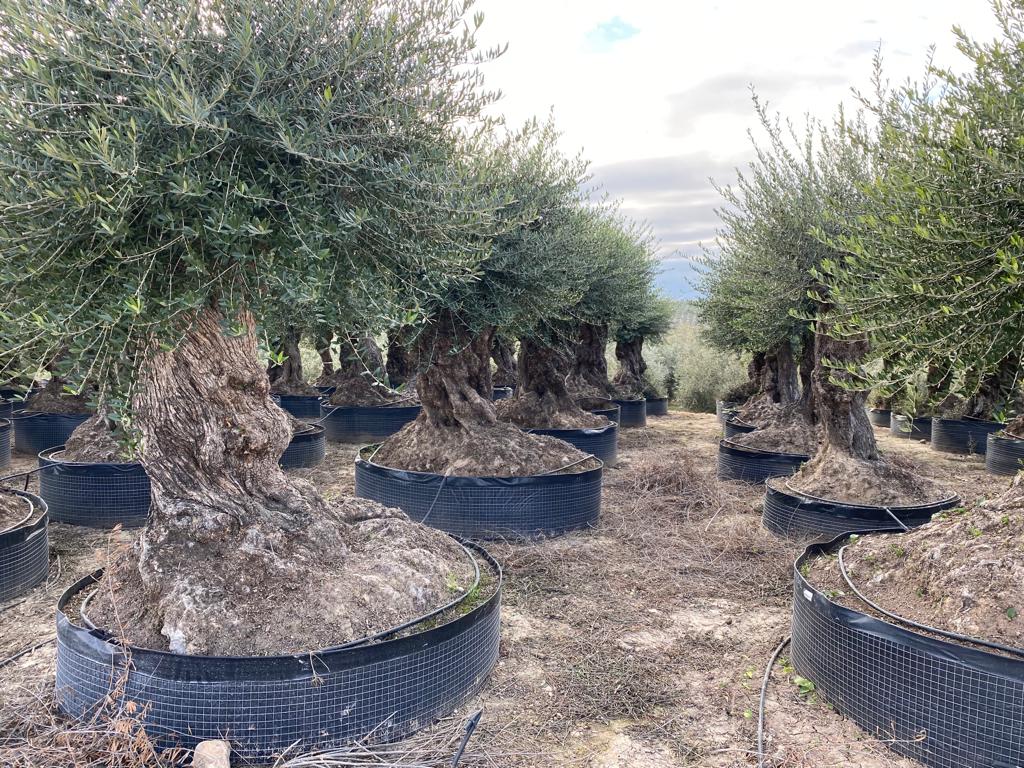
762 482 960 540
581 399 621 424
612 399 646 428
889 413 932 441
0 388 31 413
716 439 809 483
273 394 323 421
322 404 422 444
716 399 740 425
867 408 891 427
645 397 669 417
931 416 1004 456
14 412 91 455
792 536 1024 768
526 422 617 465
38 448 150 528
723 418 757 439
279 425 326 469
0 399 11 421
986 433 1024 476
55 543 502 762
355 449 603 540
0 489 48 602
492 387 513 401
0 418 9 470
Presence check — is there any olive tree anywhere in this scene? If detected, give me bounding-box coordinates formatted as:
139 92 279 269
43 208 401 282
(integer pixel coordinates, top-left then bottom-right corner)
824 10 1024 433
612 292 675 399
0 0 498 654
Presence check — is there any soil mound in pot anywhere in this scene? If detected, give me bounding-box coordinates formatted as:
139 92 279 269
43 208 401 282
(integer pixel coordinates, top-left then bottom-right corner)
62 415 127 463
26 387 92 415
731 409 819 455
824 484 1024 649
785 451 948 507
495 393 608 430
737 393 781 427
372 418 601 477
270 379 319 396
0 491 31 532
323 371 414 408
88 494 476 656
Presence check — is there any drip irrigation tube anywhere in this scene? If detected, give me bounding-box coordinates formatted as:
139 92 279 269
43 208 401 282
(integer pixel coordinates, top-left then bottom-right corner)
757 635 791 768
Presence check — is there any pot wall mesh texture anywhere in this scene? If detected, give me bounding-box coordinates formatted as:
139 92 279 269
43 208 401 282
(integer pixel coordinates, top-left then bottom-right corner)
355 456 602 540
716 400 740 425
931 417 1004 455
56 551 502 762
273 394 324 421
716 440 808 484
0 400 11 420
0 418 10 469
38 448 150 528
762 484 960 540
986 434 1024 476
322 404 421 443
0 490 49 602
646 397 668 417
791 537 1024 768
13 412 91 455
612 399 646 428
723 419 757 439
526 422 617 465
890 414 932 440
492 387 513 401
867 408 892 428
279 426 326 469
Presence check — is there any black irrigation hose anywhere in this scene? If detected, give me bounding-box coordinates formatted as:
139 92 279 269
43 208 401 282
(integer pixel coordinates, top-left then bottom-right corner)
450 709 482 768
757 635 791 768
837 545 1024 660
0 637 56 669
0 464 46 492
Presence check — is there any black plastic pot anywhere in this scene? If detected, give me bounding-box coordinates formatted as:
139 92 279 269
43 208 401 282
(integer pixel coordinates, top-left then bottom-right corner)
492 387 513 401
55 543 502 761
716 399 740 425
526 422 617 465
889 413 932 441
355 450 603 540
39 448 151 528
986 433 1024 476
0 489 49 602
321 403 421 443
0 418 9 470
792 535 1024 768
716 440 809 483
0 388 31 413
581 399 621 425
612 399 646 428
273 394 323 421
0 399 11 421
645 396 669 417
931 416 1004 455
13 412 91 455
279 425 326 469
762 483 960 540
867 408 891 427
723 418 757 439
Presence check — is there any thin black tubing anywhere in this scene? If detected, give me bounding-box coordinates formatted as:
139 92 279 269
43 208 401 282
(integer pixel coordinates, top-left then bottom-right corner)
757 635 791 768
837 544 1024 659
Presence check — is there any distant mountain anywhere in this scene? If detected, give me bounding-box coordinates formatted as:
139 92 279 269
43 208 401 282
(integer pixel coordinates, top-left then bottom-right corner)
655 258 702 300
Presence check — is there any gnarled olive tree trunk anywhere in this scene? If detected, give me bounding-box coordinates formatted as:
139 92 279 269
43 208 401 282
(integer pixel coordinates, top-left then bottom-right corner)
267 327 315 395
612 336 659 398
385 327 418 389
316 332 335 377
567 322 613 397
811 321 877 460
491 334 518 389
88 309 469 656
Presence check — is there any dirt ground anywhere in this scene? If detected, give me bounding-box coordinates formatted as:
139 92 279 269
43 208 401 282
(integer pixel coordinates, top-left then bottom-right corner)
0 413 1014 767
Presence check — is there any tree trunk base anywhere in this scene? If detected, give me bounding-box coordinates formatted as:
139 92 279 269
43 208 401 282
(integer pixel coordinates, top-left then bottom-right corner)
372 416 597 477
323 370 411 407
786 447 948 506
496 392 607 430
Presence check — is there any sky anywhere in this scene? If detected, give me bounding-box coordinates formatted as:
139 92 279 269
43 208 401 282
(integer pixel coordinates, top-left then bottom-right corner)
471 0 1000 298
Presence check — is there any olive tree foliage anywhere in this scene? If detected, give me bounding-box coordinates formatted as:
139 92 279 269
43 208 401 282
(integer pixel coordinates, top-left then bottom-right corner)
0 0 499 421
822 5 1024 413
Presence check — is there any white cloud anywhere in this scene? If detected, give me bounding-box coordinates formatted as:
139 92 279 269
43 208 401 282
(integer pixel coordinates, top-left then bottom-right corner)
471 0 999 295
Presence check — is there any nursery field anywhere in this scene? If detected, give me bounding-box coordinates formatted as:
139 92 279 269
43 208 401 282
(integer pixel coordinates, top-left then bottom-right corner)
1 410 1010 768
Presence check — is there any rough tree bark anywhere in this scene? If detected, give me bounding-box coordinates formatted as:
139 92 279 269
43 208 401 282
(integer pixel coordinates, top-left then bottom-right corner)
373 312 592 476
385 327 417 389
316 332 335 378
321 333 403 407
88 309 472 656
797 331 816 420
612 336 661 398
773 342 800 405
491 335 518 389
567 322 614 397
267 327 317 395
496 336 606 429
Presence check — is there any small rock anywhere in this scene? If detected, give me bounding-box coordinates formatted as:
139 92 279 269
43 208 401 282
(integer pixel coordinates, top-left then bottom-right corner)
193 740 231 768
